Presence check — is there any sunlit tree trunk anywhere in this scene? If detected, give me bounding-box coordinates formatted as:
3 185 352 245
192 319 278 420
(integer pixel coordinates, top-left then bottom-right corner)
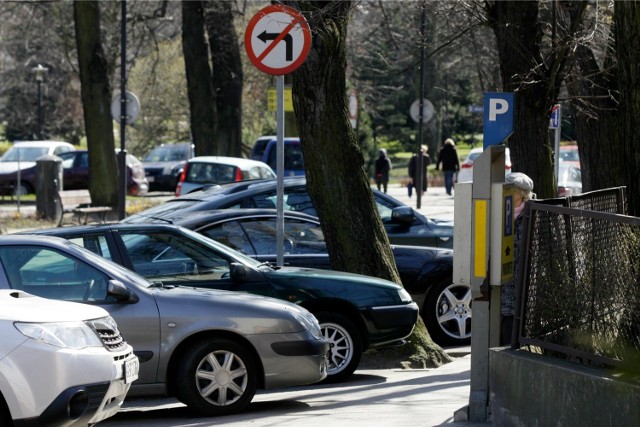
204 0 243 157
182 0 216 156
73 0 119 214
287 0 449 367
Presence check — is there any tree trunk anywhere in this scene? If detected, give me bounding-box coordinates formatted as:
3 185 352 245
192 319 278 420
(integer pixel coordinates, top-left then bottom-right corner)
614 1 640 217
486 1 586 199
288 0 450 368
486 1 555 198
182 0 216 156
73 1 119 212
565 44 620 193
204 1 243 157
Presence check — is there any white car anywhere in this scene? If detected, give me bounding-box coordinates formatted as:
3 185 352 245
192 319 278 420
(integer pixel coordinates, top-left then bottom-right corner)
456 146 512 183
175 156 276 196
0 289 138 426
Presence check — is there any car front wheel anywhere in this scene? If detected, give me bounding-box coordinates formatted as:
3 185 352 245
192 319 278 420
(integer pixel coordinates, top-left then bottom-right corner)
423 281 472 346
175 338 257 416
315 312 362 383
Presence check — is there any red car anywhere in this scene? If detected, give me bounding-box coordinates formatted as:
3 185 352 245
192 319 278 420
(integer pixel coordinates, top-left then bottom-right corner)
58 150 149 196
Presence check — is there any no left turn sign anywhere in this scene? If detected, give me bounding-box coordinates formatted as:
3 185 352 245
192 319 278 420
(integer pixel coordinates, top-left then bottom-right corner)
245 4 311 75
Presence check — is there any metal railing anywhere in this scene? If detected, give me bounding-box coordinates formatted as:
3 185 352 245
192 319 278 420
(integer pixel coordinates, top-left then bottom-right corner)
513 187 640 376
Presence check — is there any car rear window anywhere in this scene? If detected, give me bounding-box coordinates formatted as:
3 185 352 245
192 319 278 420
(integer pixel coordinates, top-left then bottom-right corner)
186 162 238 185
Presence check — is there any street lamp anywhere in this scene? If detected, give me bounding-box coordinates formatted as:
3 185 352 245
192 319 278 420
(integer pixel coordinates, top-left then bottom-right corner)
31 64 49 140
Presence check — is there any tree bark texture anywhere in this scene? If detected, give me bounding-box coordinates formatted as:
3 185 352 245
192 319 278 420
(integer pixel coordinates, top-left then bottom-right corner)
287 0 449 367
288 0 398 283
73 1 119 211
204 0 243 157
566 43 621 194
182 0 217 156
487 1 583 199
614 0 640 217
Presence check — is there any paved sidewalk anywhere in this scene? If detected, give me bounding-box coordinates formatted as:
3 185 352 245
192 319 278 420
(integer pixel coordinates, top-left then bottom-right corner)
376 183 456 221
101 354 489 427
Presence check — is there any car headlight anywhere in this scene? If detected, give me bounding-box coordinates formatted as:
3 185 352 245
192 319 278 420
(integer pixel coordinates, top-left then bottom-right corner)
291 309 322 338
15 320 104 350
397 288 413 303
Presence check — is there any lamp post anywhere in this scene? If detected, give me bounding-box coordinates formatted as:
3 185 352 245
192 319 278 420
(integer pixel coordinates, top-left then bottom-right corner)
32 64 49 140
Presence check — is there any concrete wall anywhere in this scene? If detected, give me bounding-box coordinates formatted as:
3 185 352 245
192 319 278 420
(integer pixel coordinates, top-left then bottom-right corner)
489 347 640 427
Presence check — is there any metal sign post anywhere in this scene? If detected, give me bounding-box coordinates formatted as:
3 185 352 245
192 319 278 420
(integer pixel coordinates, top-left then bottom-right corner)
550 104 561 183
245 4 311 266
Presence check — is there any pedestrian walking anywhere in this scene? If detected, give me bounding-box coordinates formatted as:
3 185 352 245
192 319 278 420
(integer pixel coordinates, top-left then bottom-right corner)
435 138 460 196
408 145 431 196
374 148 392 193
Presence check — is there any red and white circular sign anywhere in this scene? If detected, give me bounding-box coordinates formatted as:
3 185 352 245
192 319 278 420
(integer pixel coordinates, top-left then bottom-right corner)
244 4 311 76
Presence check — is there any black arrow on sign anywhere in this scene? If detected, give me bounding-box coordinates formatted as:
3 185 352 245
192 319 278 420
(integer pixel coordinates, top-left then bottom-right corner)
258 30 293 61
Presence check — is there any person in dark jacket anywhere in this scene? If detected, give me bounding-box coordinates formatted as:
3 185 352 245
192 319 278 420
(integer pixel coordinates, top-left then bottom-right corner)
435 138 461 196
374 148 392 193
408 145 431 196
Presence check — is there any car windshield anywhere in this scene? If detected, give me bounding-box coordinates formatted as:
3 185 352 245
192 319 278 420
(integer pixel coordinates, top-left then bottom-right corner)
1 147 48 162
465 151 482 163
144 145 190 162
560 148 579 162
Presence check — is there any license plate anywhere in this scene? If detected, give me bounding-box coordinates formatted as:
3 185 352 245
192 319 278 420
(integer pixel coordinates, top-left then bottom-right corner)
124 356 139 384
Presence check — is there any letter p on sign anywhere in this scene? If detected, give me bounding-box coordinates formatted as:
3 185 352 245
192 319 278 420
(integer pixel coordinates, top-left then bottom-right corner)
483 92 515 148
489 99 509 121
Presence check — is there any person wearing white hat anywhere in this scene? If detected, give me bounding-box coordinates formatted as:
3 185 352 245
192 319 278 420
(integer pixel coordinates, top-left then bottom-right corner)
501 172 534 345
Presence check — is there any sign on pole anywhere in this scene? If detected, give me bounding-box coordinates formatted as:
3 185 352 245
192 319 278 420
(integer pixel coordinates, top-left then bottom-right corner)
244 4 311 76
410 99 435 123
245 5 311 267
483 92 515 149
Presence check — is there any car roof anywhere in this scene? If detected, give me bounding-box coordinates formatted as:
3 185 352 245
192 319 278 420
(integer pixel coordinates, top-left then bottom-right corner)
176 176 307 201
174 208 321 228
12 140 74 148
187 156 272 167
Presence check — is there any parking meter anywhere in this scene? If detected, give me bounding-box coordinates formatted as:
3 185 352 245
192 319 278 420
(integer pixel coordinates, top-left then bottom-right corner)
453 145 511 422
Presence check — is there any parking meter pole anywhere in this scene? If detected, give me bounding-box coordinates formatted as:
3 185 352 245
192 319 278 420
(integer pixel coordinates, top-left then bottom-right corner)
276 75 285 267
466 145 507 422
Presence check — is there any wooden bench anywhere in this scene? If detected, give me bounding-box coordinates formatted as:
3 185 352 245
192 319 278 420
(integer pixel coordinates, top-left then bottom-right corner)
56 189 113 227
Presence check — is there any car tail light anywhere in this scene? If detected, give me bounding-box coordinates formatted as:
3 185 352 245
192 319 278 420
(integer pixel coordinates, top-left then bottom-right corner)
558 187 572 197
234 167 243 182
176 162 190 196
460 163 473 169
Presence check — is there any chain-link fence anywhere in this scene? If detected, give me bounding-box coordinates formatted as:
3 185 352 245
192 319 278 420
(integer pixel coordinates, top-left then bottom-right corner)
514 187 640 379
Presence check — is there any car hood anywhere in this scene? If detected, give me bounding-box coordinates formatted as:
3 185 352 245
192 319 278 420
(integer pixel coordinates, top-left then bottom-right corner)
149 285 316 334
0 161 36 174
263 266 402 290
0 289 108 322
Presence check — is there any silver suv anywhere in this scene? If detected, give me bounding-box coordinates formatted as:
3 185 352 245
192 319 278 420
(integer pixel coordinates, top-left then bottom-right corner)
0 289 137 425
0 235 329 416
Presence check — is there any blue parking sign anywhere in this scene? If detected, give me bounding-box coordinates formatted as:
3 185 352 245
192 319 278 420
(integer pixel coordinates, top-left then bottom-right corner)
483 92 515 148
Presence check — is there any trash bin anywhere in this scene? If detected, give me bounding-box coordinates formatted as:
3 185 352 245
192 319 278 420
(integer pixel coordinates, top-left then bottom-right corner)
36 155 63 221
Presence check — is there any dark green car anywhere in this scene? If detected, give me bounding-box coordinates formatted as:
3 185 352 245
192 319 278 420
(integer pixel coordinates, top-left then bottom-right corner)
29 223 419 382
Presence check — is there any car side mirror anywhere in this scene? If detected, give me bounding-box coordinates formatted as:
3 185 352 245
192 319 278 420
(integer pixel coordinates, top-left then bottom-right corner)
230 262 247 282
391 206 415 225
107 280 139 303
229 262 264 283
